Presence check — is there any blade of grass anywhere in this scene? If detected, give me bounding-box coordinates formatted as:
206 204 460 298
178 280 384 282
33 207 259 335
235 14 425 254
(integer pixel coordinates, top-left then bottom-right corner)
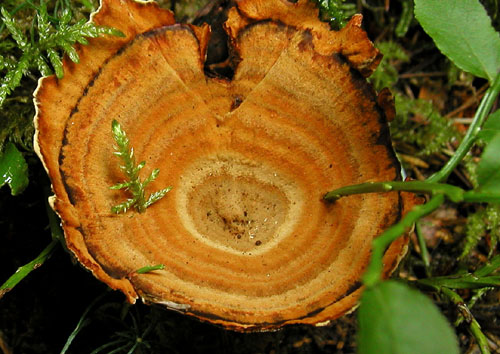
440 287 491 354
60 291 108 354
0 238 58 298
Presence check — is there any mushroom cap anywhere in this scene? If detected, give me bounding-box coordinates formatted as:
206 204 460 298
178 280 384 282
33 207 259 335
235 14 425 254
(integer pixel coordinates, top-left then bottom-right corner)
34 0 410 331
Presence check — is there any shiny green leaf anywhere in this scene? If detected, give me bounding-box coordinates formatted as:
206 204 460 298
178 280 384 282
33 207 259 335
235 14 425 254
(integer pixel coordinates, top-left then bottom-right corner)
358 281 459 354
0 142 28 195
478 109 500 143
477 133 500 193
415 0 500 82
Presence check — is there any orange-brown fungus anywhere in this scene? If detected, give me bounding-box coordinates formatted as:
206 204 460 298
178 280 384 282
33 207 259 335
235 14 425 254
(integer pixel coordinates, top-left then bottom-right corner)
34 0 410 331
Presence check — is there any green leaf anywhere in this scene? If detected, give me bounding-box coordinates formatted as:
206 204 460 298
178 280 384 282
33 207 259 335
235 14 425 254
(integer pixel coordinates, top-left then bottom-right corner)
477 133 500 193
61 42 80 63
0 142 28 195
1 7 28 49
414 0 500 82
478 109 500 143
36 2 49 28
60 8 72 26
358 281 459 354
35 55 52 76
47 48 63 79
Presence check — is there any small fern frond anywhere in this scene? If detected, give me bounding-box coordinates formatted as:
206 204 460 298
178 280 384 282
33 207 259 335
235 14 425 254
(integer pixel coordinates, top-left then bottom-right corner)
34 54 51 76
460 204 500 259
145 187 172 209
0 53 30 105
0 55 16 71
0 2 124 106
46 47 63 78
110 181 132 190
133 160 145 177
143 168 160 188
110 120 172 214
111 198 137 214
36 9 50 40
1 7 28 50
59 8 73 27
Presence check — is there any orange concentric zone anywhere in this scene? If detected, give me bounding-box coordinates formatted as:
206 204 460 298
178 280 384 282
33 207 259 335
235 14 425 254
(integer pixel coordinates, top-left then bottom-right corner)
51 21 401 327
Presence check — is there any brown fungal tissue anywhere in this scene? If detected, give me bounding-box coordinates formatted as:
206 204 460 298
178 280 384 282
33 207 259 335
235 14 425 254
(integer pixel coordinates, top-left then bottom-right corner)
34 0 410 331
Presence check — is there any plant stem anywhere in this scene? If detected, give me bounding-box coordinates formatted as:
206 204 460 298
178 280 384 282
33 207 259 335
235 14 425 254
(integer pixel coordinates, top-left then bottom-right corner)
463 191 500 204
325 74 500 289
415 222 431 277
427 73 500 183
324 181 465 202
455 287 494 327
0 238 58 297
324 181 500 204
363 194 445 287
440 287 491 354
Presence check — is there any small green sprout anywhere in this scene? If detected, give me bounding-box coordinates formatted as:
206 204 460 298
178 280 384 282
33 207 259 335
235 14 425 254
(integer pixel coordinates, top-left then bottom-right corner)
110 119 172 214
135 264 165 274
126 264 165 280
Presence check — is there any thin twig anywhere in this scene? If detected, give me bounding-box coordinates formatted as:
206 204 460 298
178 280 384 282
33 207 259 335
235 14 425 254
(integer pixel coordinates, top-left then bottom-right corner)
453 118 474 124
399 153 430 168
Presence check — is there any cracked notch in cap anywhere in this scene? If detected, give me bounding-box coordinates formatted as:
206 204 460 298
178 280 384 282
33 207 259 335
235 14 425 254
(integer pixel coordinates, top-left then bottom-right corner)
34 0 409 331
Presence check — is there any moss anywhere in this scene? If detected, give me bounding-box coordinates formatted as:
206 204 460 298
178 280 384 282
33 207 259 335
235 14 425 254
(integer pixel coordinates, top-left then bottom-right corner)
390 94 461 157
